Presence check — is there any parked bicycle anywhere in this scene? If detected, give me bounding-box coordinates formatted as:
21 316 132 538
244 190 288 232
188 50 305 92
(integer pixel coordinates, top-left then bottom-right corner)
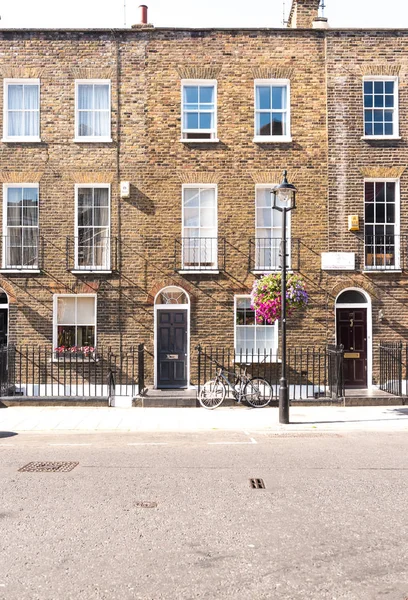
198 358 273 409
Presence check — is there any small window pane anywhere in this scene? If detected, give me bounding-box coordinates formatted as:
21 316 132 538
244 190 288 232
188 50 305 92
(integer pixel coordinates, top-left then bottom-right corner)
271 113 284 136
272 86 286 110
58 297 76 324
184 86 198 104
199 113 213 129
364 95 373 108
258 113 271 136
24 85 39 110
77 297 96 325
364 81 373 94
78 111 93 136
184 188 200 207
374 95 383 108
374 81 384 94
256 86 271 110
385 81 394 94
386 182 395 202
8 112 24 137
94 85 109 109
78 85 93 109
385 95 394 108
199 86 214 103
186 113 199 129
200 188 216 207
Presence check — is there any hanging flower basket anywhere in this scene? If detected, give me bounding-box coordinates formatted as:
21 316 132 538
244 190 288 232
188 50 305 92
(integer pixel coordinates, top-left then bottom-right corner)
251 273 309 325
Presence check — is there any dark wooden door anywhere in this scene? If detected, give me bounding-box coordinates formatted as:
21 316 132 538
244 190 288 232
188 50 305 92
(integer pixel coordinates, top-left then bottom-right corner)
0 309 8 345
157 310 188 388
336 308 367 388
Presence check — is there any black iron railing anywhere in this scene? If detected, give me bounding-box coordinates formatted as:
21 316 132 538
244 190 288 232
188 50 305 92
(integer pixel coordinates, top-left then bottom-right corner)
66 236 118 272
379 342 403 396
249 237 300 272
196 345 344 401
1 233 43 271
174 237 225 272
364 234 403 271
0 344 145 399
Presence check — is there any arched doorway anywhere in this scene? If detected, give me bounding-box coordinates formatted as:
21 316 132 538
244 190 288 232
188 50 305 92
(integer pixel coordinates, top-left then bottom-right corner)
335 288 372 389
0 290 9 346
154 286 190 389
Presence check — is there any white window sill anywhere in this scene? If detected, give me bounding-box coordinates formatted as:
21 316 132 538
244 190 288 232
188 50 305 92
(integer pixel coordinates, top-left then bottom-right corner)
71 270 112 274
253 136 292 144
0 269 40 274
2 137 42 143
361 136 401 141
178 270 219 275
180 138 219 143
363 269 402 274
73 138 113 143
251 269 293 275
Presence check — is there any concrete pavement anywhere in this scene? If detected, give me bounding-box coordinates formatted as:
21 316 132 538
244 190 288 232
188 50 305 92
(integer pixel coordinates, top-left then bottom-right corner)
1 404 408 433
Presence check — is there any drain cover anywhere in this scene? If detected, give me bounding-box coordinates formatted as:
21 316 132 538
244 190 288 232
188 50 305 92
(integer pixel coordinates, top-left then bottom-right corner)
249 478 265 489
135 501 157 508
19 461 79 473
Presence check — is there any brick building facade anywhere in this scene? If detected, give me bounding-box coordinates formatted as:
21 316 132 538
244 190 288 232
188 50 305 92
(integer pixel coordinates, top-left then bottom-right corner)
0 0 405 391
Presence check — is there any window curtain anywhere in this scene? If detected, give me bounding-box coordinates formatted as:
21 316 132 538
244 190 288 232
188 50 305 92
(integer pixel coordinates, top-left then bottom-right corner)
8 85 39 137
77 188 109 268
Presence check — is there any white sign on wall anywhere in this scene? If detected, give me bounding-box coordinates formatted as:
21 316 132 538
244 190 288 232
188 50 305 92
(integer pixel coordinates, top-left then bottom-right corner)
321 252 355 271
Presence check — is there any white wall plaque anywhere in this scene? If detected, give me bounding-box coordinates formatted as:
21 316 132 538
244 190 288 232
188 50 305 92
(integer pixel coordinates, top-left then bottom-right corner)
321 252 355 271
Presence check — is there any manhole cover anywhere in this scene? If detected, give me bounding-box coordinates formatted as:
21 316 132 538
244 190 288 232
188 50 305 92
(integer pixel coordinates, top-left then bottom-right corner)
135 501 157 508
19 461 79 473
249 478 265 489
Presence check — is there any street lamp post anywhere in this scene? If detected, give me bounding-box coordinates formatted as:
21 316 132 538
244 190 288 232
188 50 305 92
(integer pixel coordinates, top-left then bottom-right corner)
272 170 297 425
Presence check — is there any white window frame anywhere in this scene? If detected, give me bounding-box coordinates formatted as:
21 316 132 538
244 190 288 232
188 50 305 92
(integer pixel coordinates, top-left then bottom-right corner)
3 78 41 143
362 76 400 140
234 295 279 362
53 294 97 352
180 79 218 143
254 184 291 273
74 79 112 142
181 183 218 272
74 184 111 272
253 79 291 143
363 178 400 271
2 183 40 272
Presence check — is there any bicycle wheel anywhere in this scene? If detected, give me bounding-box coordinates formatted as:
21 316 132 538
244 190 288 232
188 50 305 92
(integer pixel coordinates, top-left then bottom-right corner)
244 377 272 408
199 379 226 409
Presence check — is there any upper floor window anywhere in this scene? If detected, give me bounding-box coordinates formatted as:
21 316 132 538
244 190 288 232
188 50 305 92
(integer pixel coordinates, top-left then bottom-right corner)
3 79 40 142
2 184 39 270
235 296 278 360
75 185 110 271
75 80 111 142
254 79 291 143
181 80 217 142
363 77 399 138
254 186 291 271
364 180 399 270
181 185 217 271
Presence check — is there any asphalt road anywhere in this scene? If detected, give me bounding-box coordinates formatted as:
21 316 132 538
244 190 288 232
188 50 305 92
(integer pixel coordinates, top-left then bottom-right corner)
1 430 408 600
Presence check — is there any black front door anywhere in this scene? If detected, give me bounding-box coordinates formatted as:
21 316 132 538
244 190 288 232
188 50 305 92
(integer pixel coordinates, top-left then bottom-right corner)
0 308 8 345
157 310 188 388
336 308 367 388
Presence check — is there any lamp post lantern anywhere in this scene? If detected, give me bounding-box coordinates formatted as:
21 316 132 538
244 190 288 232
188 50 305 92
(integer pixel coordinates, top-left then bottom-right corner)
272 170 297 424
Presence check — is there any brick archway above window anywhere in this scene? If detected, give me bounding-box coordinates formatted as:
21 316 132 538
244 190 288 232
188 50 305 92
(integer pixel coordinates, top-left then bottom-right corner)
251 67 294 80
176 65 222 79
0 171 43 183
0 280 17 304
70 68 115 80
359 167 406 179
249 169 304 187
177 171 221 184
67 172 116 184
358 65 401 77
0 68 43 78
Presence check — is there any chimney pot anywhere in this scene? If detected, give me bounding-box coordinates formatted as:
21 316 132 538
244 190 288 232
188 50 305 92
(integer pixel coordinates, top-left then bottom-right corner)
139 4 148 25
312 16 329 29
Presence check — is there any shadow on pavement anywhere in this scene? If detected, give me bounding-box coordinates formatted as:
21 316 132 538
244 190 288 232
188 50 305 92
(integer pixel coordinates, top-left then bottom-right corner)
0 431 18 438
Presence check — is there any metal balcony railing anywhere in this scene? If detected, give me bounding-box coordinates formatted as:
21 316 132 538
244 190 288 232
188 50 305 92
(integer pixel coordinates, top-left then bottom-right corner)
364 234 402 271
174 237 225 272
249 237 300 272
66 236 118 272
1 233 43 271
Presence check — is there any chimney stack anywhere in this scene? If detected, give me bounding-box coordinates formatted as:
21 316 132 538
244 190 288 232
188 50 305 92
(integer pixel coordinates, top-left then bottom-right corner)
139 5 148 25
287 0 320 28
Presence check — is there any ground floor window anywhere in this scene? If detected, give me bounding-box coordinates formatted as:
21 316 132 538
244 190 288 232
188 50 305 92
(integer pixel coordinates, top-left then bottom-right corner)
54 295 96 351
234 296 278 360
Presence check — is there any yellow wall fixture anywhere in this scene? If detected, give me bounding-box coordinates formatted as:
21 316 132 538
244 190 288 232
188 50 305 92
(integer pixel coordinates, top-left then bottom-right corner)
348 215 359 231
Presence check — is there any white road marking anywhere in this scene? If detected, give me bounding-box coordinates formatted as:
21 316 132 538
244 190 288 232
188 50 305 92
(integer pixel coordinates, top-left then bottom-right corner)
127 442 168 446
49 443 93 447
208 440 257 445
